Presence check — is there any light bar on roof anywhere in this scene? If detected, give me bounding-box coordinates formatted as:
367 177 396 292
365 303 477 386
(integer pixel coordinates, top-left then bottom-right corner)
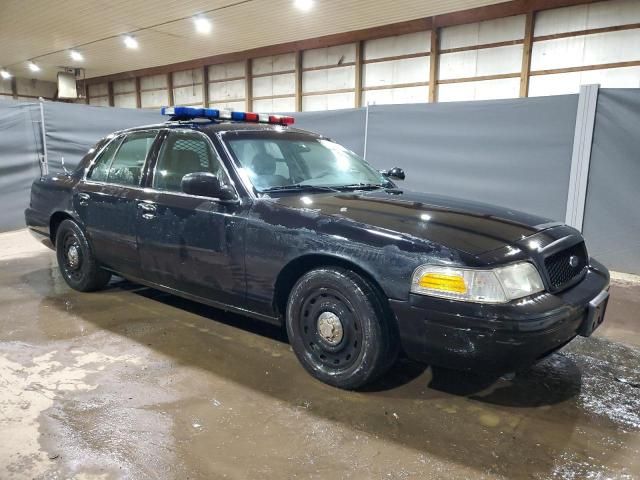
160 106 294 126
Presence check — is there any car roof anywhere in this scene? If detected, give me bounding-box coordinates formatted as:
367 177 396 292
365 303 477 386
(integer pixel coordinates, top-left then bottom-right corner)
115 121 321 138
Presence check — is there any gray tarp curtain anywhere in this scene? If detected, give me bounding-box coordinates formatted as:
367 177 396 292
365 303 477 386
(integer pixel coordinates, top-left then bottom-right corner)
0 99 42 232
363 96 579 221
1 92 639 275
582 89 640 274
43 102 164 172
293 108 367 157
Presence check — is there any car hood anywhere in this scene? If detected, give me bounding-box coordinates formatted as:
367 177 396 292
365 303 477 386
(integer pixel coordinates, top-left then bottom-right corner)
270 189 559 256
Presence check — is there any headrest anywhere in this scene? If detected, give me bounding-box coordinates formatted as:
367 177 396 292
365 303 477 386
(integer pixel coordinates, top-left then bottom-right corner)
174 149 202 173
251 153 277 176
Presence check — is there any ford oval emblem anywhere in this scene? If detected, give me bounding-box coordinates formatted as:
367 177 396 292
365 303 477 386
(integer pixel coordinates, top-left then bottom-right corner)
569 255 579 268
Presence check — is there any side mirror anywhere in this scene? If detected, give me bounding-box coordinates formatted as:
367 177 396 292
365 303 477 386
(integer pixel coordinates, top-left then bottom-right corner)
380 167 406 181
181 172 237 201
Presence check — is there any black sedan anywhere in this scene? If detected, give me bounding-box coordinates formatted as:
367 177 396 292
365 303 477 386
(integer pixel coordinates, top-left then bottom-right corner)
25 107 610 389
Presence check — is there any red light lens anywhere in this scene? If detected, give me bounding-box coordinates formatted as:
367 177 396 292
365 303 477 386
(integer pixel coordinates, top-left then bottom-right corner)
245 112 259 122
269 115 295 126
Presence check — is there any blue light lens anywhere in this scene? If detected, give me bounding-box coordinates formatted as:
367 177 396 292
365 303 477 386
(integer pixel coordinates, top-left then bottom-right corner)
231 111 245 121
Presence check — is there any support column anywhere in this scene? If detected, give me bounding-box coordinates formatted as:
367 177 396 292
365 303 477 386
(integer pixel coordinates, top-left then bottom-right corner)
167 73 174 106
202 66 209 107
295 51 303 112
245 59 253 111
520 11 535 97
355 40 363 108
135 78 141 108
429 28 439 103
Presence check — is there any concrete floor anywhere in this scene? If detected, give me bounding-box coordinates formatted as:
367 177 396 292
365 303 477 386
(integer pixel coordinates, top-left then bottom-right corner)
1 229 639 480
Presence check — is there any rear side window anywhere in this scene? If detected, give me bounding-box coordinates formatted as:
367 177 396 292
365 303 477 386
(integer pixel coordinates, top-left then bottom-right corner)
107 131 157 186
88 137 121 182
153 131 226 192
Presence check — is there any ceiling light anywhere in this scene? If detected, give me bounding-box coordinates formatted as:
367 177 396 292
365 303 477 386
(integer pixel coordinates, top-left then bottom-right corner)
70 50 84 61
28 61 40 72
0 69 11 79
123 35 139 49
194 16 212 34
294 0 313 11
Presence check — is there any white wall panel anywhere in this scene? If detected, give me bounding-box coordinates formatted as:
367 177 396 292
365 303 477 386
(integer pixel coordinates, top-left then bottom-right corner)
362 85 427 105
113 79 135 94
141 89 168 108
303 44 356 68
113 93 137 108
529 66 640 96
363 57 429 87
209 100 245 111
140 74 167 90
253 96 296 113
0 81 11 95
364 31 430 60
209 79 246 101
89 96 109 107
440 15 525 50
173 68 203 87
16 78 57 98
173 85 202 105
253 73 295 97
302 66 355 93
439 44 523 80
253 53 296 75
88 83 108 97
532 30 640 71
438 77 520 102
302 92 355 111
209 61 245 80
535 0 640 36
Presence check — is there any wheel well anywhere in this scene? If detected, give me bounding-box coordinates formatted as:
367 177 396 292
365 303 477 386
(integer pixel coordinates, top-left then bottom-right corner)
49 212 74 245
273 254 393 321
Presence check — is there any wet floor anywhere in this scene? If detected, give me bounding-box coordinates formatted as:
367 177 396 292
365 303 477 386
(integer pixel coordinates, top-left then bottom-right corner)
1 230 639 479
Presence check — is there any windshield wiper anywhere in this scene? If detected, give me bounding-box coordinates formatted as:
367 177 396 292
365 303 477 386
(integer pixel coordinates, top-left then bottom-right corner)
335 183 386 191
260 184 339 193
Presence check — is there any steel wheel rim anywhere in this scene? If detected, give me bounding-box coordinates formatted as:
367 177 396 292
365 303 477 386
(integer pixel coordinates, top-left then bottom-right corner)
62 233 83 281
298 287 363 370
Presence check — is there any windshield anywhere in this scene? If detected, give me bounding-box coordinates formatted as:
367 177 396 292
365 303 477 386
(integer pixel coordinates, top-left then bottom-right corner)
224 131 388 192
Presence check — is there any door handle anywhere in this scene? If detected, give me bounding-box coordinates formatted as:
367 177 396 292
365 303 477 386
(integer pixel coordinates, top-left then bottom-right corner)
77 192 90 206
138 203 156 213
139 202 156 219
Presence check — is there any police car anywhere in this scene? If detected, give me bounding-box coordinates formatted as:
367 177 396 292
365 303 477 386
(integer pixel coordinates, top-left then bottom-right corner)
25 106 610 389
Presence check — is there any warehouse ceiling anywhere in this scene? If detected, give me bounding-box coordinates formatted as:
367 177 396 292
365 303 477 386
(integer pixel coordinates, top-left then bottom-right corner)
0 0 509 82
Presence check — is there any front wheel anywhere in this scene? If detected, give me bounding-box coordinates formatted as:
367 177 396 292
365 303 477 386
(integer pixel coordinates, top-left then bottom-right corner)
55 219 111 292
286 267 398 389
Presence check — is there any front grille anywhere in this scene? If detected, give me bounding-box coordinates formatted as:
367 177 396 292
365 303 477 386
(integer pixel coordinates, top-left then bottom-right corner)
543 242 588 291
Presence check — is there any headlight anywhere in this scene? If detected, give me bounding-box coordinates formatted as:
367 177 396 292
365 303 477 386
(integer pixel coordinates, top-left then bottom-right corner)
410 262 544 304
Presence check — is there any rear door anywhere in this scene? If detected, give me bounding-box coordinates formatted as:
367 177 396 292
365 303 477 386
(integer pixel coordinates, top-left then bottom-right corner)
135 129 247 306
75 130 160 277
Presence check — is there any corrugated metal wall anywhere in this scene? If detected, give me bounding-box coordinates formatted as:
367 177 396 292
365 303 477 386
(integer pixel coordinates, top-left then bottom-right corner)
83 0 640 112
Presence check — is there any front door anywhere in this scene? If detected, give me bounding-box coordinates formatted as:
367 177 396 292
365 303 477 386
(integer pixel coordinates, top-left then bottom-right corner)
136 129 246 306
74 130 159 278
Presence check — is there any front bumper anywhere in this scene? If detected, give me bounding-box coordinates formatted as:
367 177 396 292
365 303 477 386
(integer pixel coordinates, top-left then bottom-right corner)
389 258 610 372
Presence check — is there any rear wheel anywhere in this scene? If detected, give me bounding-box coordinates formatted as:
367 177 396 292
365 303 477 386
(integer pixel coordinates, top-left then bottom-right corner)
55 219 111 292
286 267 397 389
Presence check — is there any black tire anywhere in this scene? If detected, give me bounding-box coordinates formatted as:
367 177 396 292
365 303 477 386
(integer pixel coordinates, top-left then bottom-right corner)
55 219 111 292
286 267 398 389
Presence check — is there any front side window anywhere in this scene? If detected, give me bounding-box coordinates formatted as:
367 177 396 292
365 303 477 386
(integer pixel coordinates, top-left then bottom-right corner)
153 131 227 192
106 131 157 186
87 136 122 182
224 132 387 192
